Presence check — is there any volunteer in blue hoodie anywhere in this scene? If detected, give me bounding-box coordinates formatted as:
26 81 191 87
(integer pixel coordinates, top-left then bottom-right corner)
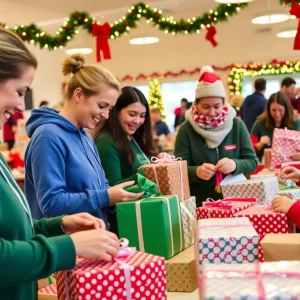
25 54 144 228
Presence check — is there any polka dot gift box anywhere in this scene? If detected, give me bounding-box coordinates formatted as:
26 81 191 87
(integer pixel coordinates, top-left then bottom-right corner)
200 261 300 299
196 197 257 220
196 217 259 275
233 205 295 262
139 159 190 201
56 251 166 300
221 177 279 204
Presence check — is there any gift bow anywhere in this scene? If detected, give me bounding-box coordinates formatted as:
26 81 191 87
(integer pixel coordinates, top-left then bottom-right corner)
91 22 111 62
202 198 233 209
124 173 161 199
151 155 182 164
290 1 300 50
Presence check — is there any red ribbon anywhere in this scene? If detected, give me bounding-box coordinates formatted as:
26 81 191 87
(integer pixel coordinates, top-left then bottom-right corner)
91 22 111 62
290 1 300 50
205 26 218 47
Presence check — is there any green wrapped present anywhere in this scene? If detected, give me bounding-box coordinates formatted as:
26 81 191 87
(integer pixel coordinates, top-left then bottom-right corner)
116 195 184 259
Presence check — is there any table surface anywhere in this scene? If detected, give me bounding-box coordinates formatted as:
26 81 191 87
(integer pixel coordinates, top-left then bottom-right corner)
168 290 198 299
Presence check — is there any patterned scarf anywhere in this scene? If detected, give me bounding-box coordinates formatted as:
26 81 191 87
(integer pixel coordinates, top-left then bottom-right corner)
191 104 229 129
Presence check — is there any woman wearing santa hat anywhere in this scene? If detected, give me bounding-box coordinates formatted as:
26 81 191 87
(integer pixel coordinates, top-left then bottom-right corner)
174 66 257 207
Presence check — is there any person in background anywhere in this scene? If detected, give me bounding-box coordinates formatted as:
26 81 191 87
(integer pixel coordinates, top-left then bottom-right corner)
228 94 244 118
0 27 120 300
174 98 190 129
240 78 267 132
93 86 170 235
174 66 257 207
3 111 24 150
281 77 297 109
272 166 300 229
150 107 173 144
250 91 300 161
25 54 143 226
38 100 49 107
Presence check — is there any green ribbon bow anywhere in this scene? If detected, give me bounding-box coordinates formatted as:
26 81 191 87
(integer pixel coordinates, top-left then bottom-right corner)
124 174 161 199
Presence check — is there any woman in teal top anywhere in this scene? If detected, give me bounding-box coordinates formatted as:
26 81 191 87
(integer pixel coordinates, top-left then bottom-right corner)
93 86 168 234
0 28 119 300
250 91 300 160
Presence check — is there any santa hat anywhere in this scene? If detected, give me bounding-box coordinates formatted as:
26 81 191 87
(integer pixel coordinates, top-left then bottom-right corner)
195 66 226 100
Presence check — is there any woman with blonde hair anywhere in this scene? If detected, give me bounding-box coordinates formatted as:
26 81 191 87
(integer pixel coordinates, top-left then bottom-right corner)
0 28 120 300
250 91 300 160
228 94 244 118
25 54 143 227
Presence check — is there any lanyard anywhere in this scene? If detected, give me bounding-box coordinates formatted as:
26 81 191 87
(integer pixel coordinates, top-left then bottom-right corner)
0 159 34 232
132 137 151 164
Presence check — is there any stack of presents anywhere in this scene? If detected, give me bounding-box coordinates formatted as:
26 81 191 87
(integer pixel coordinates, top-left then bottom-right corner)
39 128 300 299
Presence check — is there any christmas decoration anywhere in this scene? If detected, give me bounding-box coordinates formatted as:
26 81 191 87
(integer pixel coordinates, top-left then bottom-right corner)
0 2 248 52
289 1 300 50
91 22 111 62
148 79 166 119
228 59 300 95
206 26 218 47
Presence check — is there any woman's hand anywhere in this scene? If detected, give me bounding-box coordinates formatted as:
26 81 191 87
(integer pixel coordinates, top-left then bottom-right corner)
281 166 300 182
70 229 120 261
272 196 294 213
108 181 144 205
61 213 106 234
196 163 216 180
215 158 236 175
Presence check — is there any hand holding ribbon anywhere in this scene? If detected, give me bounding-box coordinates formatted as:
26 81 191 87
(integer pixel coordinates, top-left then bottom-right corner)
123 174 161 199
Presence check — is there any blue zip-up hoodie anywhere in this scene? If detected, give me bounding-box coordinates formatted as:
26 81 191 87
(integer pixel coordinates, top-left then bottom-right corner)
25 107 110 227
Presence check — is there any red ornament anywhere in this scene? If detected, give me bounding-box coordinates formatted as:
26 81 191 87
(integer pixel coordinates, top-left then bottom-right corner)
60 37 65 42
185 26 189 30
42 35 47 40
66 25 71 30
124 21 128 25
155 13 160 18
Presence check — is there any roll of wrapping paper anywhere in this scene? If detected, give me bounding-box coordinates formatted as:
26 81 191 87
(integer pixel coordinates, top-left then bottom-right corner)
215 172 223 193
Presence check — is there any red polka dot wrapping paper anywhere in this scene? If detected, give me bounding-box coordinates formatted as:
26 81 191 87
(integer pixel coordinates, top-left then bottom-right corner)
56 251 166 300
139 160 190 201
233 205 295 262
38 283 57 299
271 128 300 169
196 198 257 220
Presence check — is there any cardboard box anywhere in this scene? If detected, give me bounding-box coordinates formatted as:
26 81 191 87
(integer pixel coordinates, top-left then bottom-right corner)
261 233 300 261
165 246 197 292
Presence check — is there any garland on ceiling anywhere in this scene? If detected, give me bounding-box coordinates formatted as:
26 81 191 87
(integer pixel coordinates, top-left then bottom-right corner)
0 2 248 61
228 59 300 95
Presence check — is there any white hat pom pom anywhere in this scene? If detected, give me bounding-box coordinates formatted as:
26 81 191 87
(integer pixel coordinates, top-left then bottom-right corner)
199 65 214 77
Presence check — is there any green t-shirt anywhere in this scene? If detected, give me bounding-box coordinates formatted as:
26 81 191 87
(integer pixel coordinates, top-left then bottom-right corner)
95 132 151 186
251 117 300 160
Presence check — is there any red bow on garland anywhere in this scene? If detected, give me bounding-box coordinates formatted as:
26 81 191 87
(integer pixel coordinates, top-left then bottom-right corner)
205 26 218 47
91 22 112 62
290 1 300 50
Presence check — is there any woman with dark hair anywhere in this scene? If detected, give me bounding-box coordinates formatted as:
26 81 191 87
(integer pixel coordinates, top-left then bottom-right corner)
174 66 257 207
250 91 300 160
93 86 169 234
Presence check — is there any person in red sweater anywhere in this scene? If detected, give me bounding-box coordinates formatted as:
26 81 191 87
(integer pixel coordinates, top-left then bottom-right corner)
3 111 24 149
272 166 300 229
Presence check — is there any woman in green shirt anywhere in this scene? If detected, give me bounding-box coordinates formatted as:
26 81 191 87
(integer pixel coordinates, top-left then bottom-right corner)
250 91 300 161
0 28 120 300
93 86 169 234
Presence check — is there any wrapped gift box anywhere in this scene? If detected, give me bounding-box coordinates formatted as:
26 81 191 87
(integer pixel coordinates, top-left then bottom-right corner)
271 128 300 169
282 161 300 170
234 205 295 262
250 173 276 180
139 160 190 201
200 261 300 299
117 195 184 259
165 246 197 292
180 196 196 248
196 197 257 220
56 252 166 300
277 187 300 200
221 177 279 204
261 233 300 261
196 217 259 274
38 283 57 300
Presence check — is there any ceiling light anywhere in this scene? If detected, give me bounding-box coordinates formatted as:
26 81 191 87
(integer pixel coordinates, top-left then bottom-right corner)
277 28 297 38
129 37 159 45
215 0 254 3
65 48 93 55
252 11 290 24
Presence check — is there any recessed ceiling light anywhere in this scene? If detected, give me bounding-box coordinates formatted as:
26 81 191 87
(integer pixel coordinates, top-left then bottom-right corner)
215 0 254 3
277 29 297 38
252 11 290 24
65 48 93 55
129 37 159 45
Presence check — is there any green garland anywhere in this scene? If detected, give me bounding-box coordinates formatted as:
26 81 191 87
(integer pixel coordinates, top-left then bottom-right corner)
280 0 300 5
0 2 248 50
